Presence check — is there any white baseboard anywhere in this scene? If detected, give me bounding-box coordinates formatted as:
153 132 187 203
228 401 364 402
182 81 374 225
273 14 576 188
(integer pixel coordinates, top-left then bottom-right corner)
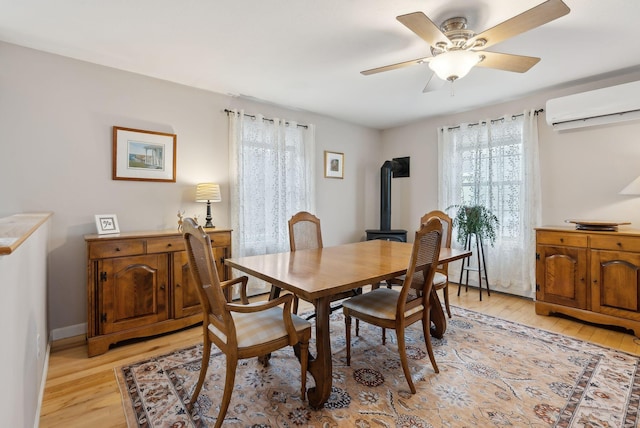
51 323 86 341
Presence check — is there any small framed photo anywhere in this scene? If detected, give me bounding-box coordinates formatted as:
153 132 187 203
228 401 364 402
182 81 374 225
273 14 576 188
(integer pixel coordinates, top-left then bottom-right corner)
113 126 177 182
324 151 344 179
95 214 120 235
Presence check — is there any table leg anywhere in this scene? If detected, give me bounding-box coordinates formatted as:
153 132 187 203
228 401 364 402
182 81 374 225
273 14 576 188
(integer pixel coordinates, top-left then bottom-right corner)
306 295 332 409
268 285 281 300
429 289 447 339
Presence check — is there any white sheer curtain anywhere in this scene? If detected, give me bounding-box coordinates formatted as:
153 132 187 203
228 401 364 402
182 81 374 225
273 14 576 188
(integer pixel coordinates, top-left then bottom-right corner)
438 110 541 298
228 109 316 295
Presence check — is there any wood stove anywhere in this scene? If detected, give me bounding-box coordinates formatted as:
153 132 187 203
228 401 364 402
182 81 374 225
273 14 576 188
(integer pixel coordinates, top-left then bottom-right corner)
365 160 407 242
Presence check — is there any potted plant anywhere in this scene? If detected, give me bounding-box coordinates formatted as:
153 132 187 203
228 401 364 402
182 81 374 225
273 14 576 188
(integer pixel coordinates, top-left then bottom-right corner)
447 205 499 247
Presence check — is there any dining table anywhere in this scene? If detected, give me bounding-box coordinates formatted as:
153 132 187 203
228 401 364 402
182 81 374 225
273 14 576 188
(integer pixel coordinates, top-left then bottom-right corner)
225 239 471 409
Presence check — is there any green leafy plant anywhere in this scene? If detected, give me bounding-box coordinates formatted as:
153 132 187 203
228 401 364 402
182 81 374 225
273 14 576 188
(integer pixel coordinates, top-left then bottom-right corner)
447 205 499 247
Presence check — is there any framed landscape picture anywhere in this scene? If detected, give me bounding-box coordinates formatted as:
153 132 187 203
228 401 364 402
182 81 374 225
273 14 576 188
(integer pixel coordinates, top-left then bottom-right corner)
112 126 177 182
324 151 344 179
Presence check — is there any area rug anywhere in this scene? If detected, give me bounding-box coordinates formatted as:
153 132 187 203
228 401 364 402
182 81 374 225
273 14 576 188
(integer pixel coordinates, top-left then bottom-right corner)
116 307 640 427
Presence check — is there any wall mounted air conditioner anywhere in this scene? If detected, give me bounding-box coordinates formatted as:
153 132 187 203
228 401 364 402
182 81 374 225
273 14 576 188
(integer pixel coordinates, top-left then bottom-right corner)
546 80 640 131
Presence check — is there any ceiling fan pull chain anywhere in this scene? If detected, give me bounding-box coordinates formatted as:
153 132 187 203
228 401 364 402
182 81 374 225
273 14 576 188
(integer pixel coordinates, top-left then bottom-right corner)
450 80 455 97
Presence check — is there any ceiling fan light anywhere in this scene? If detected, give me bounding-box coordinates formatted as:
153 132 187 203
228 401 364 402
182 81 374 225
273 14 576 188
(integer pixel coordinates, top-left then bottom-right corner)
428 50 481 82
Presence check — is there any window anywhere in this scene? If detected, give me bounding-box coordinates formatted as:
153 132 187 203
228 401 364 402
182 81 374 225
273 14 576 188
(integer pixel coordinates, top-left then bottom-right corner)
457 120 523 240
438 111 540 297
228 110 316 295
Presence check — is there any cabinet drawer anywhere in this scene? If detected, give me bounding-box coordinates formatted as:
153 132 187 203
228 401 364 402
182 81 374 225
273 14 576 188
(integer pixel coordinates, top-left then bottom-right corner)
591 235 640 252
147 236 185 253
208 232 231 247
537 231 588 247
88 240 145 259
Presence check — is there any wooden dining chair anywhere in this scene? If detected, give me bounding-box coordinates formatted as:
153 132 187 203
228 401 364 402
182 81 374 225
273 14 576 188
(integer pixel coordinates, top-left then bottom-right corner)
343 218 443 393
386 210 454 319
182 218 311 427
421 210 453 318
287 211 322 313
268 211 322 312
289 210 323 251
273 211 361 321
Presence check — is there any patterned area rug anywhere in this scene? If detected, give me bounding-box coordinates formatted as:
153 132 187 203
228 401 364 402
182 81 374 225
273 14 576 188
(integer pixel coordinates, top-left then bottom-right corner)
116 307 640 427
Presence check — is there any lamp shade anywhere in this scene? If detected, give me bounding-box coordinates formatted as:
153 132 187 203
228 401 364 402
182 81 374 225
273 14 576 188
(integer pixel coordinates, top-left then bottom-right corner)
620 176 640 195
429 50 481 82
195 183 221 202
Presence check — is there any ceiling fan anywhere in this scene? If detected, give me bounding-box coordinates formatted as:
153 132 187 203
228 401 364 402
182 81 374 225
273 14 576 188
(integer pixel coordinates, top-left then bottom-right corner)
361 0 570 92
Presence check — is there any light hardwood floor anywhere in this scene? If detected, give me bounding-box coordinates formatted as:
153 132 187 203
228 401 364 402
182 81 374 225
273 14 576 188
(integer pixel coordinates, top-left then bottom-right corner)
39 285 640 427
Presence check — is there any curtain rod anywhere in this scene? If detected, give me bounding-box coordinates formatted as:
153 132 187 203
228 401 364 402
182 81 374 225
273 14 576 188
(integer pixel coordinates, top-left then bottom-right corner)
223 109 309 129
444 108 544 131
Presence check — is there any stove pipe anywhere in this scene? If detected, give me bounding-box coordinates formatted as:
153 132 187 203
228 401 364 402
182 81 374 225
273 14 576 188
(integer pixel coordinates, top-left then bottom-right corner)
380 160 394 231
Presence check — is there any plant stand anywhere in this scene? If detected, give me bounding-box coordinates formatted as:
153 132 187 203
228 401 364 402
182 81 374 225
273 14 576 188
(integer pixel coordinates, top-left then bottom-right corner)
457 232 490 301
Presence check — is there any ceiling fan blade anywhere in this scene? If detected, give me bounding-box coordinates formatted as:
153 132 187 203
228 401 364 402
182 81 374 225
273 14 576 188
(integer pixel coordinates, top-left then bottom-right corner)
475 51 540 73
466 0 570 50
396 12 450 47
422 72 444 93
361 56 430 75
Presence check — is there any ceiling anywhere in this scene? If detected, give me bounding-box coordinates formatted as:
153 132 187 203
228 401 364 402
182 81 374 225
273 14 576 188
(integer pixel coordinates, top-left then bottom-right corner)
1 0 640 129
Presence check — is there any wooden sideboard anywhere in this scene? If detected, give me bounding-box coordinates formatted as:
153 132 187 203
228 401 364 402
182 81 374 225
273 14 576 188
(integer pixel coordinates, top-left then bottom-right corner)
535 226 640 336
85 228 231 356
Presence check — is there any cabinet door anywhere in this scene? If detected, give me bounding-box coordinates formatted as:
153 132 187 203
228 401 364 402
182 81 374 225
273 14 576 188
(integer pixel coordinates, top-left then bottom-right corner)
173 251 201 318
99 254 169 334
591 250 640 321
173 247 227 318
536 245 587 309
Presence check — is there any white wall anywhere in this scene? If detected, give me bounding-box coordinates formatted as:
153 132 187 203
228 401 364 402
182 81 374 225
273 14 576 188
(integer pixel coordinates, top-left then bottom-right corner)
0 41 382 335
0 215 50 428
381 71 640 235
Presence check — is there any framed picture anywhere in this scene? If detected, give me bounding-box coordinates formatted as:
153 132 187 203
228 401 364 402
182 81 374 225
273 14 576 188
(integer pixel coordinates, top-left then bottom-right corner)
324 151 344 179
95 214 120 235
113 126 177 182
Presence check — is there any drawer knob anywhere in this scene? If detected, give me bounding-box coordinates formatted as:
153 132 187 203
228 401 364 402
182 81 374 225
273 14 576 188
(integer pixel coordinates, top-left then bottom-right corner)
115 247 121 252
167 243 172 247
560 238 564 243
160 284 166 290
617 242 622 247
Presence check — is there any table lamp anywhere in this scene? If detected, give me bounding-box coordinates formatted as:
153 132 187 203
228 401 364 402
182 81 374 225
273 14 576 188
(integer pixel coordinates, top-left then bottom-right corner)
195 183 221 228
